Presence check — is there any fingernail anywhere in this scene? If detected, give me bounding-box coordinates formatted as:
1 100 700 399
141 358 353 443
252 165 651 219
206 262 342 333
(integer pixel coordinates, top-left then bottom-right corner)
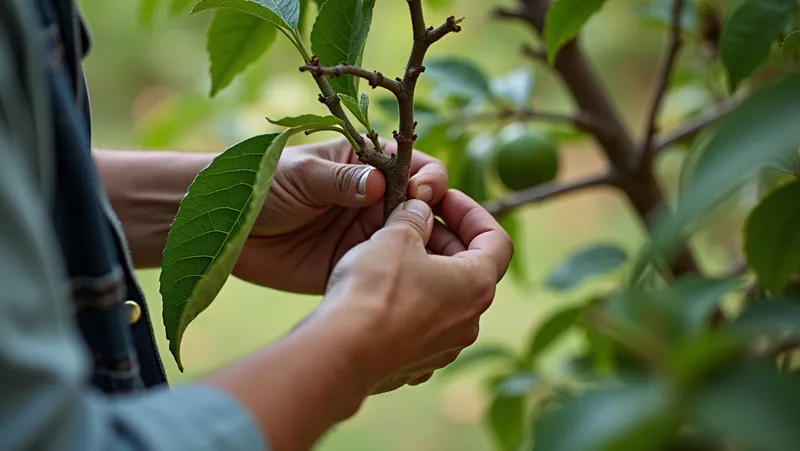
403 199 432 220
416 184 434 203
357 168 372 196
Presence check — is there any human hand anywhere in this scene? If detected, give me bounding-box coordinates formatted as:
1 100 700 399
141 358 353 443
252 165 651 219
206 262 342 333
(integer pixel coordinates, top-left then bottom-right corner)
304 190 514 393
233 137 448 294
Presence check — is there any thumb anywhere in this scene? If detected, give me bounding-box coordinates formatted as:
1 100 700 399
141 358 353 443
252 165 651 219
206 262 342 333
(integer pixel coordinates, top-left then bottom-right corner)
297 157 385 207
379 199 435 247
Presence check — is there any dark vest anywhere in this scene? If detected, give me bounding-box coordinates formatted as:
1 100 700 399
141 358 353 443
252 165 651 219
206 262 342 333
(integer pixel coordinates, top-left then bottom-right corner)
34 0 167 393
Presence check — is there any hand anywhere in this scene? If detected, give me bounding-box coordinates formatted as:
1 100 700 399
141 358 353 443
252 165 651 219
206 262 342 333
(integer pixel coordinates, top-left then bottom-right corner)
301 190 514 393
233 138 448 294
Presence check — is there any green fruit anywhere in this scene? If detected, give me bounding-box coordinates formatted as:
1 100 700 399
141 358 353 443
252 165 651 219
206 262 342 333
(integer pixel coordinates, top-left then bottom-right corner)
494 126 560 191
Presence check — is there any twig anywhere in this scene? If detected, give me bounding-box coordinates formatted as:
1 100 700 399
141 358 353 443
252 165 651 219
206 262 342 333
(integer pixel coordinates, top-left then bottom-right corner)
638 0 685 168
299 63 403 97
484 173 617 217
309 72 391 171
654 96 742 150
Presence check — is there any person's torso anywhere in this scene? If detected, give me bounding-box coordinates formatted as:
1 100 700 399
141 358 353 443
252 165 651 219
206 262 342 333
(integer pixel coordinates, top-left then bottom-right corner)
29 0 167 393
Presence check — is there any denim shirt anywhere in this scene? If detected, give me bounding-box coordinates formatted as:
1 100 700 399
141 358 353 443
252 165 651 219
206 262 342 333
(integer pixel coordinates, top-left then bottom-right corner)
0 0 266 449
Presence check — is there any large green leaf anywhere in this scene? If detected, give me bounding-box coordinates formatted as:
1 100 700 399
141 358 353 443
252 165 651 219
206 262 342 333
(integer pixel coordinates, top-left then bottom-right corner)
544 0 606 63
720 0 796 91
207 10 277 97
310 0 376 98
546 244 628 291
745 181 800 292
424 58 493 102
526 306 582 363
487 372 537 451
690 363 800 451
783 30 800 60
192 0 301 30
636 75 800 278
160 132 291 370
532 379 675 451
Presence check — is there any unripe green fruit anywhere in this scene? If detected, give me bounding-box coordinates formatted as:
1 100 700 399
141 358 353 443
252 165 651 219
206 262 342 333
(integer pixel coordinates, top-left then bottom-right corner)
494 126 560 192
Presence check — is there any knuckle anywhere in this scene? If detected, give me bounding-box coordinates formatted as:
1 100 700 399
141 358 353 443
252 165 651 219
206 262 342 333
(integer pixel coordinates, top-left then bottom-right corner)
387 223 423 246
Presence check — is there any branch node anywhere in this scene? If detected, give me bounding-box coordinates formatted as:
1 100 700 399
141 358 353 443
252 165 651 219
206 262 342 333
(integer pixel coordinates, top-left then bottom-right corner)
408 66 426 78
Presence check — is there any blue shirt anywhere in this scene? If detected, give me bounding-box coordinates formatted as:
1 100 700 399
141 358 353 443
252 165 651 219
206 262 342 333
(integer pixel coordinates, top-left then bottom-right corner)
0 0 267 449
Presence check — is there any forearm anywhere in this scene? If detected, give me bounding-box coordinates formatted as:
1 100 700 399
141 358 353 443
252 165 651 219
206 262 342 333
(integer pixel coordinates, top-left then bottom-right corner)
93 149 213 268
204 307 378 451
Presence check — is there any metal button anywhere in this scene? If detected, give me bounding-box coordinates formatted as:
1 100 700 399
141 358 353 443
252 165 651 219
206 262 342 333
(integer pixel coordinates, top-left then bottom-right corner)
125 300 142 325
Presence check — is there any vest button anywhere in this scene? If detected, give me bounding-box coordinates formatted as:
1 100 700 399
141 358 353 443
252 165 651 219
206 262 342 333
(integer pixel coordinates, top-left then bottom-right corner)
125 300 142 325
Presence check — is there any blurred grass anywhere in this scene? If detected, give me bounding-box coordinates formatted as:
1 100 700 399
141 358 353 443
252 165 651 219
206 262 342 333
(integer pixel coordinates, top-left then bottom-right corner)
75 0 708 449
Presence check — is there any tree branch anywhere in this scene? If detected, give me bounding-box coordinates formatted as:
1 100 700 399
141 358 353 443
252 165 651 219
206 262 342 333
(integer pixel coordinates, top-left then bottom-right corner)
638 0 685 168
485 173 618 217
503 0 700 276
299 62 403 97
380 2 461 221
654 96 741 150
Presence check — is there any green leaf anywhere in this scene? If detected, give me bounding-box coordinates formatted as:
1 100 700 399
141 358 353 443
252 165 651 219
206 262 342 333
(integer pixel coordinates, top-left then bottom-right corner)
655 276 743 337
526 306 582 363
690 363 800 451
207 10 277 97
491 68 535 108
720 0 796 91
767 147 800 177
543 0 606 63
358 92 370 123
266 114 343 127
532 379 675 451
546 244 628 291
735 297 800 337
443 346 518 377
338 93 370 130
192 0 301 30
783 30 800 60
310 0 376 98
745 181 800 292
487 372 537 451
636 75 800 279
297 0 310 35
424 58 493 102
160 132 291 370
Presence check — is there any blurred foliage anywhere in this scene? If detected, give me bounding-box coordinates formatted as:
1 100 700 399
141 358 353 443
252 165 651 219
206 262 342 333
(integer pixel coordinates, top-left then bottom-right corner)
79 0 800 449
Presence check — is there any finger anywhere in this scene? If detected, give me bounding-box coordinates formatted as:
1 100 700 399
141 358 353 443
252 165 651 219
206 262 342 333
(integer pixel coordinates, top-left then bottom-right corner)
408 372 434 386
428 220 467 256
292 156 386 208
436 190 514 278
408 150 448 205
373 199 435 247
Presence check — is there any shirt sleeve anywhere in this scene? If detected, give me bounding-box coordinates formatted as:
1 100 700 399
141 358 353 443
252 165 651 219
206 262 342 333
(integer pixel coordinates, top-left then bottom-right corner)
0 2 267 450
